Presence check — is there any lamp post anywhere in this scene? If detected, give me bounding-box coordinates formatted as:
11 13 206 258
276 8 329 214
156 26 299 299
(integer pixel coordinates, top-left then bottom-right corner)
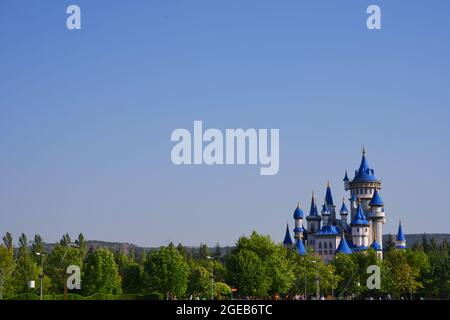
35 252 47 301
207 256 214 300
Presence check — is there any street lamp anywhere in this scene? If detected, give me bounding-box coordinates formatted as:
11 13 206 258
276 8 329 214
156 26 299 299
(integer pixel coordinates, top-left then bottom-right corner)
35 252 48 300
207 256 215 300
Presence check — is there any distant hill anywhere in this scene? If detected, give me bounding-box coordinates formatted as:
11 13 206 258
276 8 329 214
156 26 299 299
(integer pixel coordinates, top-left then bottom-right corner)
41 234 449 256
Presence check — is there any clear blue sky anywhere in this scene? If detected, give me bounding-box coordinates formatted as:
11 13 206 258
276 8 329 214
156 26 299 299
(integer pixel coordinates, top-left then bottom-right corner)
1 1 449 247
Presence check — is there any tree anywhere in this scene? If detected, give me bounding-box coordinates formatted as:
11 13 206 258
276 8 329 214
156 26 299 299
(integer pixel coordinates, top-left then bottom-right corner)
45 244 82 294
197 243 210 260
82 248 121 295
31 234 44 255
144 246 189 298
214 282 231 300
226 232 294 296
60 233 72 247
0 245 16 298
121 262 144 294
187 262 211 298
383 249 422 299
226 249 269 297
331 253 358 298
75 233 87 259
3 233 13 253
213 243 222 260
12 235 39 295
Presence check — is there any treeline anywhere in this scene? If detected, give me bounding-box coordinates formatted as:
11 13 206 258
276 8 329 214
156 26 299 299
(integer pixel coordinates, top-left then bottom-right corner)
0 231 449 300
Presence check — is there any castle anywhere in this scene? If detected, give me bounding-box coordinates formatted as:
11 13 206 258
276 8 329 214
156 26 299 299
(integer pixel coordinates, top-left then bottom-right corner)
283 149 407 262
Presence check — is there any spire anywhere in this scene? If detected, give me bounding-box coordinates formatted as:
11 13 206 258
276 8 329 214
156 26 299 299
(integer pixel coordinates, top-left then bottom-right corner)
293 203 304 219
340 197 349 214
369 189 384 207
351 202 369 226
308 192 319 216
325 182 334 206
349 193 357 202
343 170 349 182
321 199 330 215
335 237 352 255
295 239 306 255
283 224 293 246
396 221 406 241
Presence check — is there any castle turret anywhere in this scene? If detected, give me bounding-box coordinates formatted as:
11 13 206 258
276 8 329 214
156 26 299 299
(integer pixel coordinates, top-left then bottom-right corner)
395 221 407 249
368 189 385 256
306 192 321 235
325 181 337 223
348 148 381 212
295 238 306 255
343 170 350 191
293 203 304 241
351 202 370 249
283 223 293 248
339 197 349 224
321 199 331 226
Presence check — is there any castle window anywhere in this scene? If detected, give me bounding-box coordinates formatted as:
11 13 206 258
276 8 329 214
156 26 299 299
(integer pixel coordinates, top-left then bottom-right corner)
311 225 315 233
357 228 360 233
329 250 333 255
329 241 332 249
319 250 322 255
324 242 328 249
365 228 368 232
318 242 322 249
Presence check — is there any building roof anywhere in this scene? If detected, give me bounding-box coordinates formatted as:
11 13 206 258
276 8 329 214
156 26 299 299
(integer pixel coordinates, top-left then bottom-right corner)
343 170 349 182
352 149 378 182
316 225 340 236
349 194 357 202
352 245 369 251
296 239 306 255
283 224 293 245
325 182 334 205
351 203 369 226
396 221 406 241
293 203 304 219
321 201 330 215
369 189 384 207
308 192 319 217
370 240 382 251
340 198 349 214
335 237 353 254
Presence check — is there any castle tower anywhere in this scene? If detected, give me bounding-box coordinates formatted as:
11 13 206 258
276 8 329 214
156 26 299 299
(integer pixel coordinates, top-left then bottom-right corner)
351 202 370 249
395 221 407 249
343 170 350 191
325 181 337 224
283 223 293 248
339 197 349 225
295 238 306 256
321 199 331 226
349 193 357 221
293 203 304 241
348 148 381 213
306 192 321 247
368 189 386 253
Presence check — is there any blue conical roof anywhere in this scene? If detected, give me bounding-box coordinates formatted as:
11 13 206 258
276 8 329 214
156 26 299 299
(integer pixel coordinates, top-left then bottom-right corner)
308 192 319 217
293 203 304 219
325 182 334 205
353 149 378 182
351 203 369 226
283 224 293 245
369 189 384 207
340 198 348 214
370 240 382 251
343 170 349 182
295 239 306 255
396 221 406 241
321 201 330 215
349 194 357 202
336 237 352 254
